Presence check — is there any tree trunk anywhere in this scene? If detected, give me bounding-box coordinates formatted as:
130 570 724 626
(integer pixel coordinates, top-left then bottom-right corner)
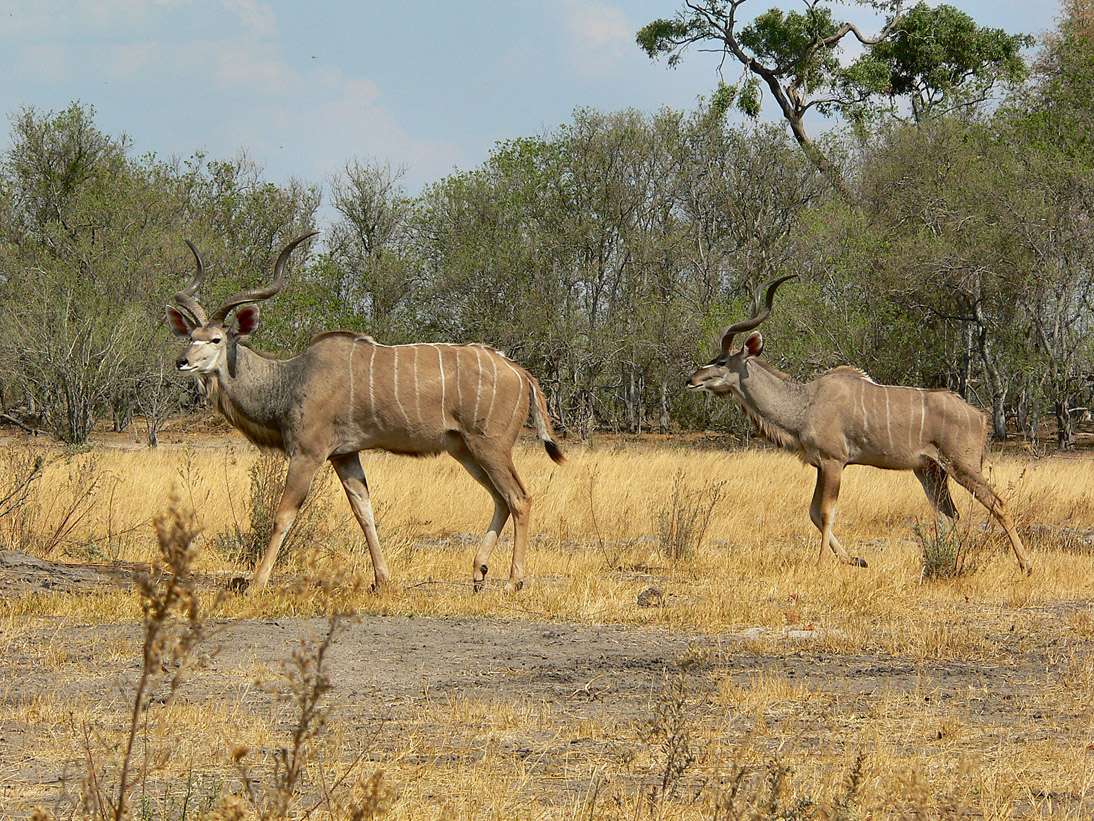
659 380 669 434
1055 398 1073 450
977 322 1007 441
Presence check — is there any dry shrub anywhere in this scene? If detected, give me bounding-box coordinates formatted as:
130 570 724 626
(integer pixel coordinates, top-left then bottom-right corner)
914 517 986 581
0 449 112 558
710 754 865 821
656 469 724 564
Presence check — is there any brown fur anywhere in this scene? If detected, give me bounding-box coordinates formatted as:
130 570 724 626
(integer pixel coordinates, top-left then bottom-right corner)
168 242 564 593
688 332 1032 574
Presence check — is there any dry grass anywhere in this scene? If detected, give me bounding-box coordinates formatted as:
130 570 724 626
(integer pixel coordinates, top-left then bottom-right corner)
3 431 1094 818
8 434 1093 646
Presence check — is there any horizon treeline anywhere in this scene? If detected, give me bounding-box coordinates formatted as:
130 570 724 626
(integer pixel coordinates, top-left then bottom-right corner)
1 3 1093 447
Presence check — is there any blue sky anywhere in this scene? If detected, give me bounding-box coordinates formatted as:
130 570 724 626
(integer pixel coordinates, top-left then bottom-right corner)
0 1 1062 199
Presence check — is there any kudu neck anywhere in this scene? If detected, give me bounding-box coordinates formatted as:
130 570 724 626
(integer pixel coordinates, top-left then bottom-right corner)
206 343 291 420
737 359 808 438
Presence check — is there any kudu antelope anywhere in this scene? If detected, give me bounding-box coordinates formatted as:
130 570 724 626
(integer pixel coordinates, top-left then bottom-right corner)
166 234 564 592
687 277 1032 574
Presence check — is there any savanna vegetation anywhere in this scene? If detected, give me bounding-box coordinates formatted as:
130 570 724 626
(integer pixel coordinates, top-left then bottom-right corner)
3 1 1094 819
2 438 1094 818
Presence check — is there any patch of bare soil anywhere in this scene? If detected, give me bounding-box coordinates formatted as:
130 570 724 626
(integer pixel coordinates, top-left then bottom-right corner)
2 552 1092 818
0 550 147 597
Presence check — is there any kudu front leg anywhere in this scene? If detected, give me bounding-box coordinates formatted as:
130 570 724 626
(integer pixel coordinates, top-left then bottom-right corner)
809 462 867 568
330 453 391 591
252 455 322 592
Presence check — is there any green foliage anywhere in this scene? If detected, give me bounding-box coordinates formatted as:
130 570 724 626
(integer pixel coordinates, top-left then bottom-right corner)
855 2 1033 120
739 6 841 81
636 17 706 64
738 76 762 118
638 1 1032 198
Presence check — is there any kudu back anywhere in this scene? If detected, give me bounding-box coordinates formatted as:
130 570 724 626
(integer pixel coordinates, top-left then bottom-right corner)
166 234 564 592
687 277 1032 574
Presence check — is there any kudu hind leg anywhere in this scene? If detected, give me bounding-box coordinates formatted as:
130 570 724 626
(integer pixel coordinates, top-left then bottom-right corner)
950 463 1033 574
456 434 531 591
330 453 391 591
252 455 322 592
447 435 513 591
809 462 867 567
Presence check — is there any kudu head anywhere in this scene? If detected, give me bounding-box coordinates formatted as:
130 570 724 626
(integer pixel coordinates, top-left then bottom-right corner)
686 275 797 396
166 232 319 375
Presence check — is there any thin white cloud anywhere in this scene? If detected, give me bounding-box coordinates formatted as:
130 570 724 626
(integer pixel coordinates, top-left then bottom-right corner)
555 0 633 80
223 0 277 38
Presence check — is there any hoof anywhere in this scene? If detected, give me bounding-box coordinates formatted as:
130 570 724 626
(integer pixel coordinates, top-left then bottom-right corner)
853 557 868 568
473 579 484 594
505 579 524 593
369 576 389 594
226 576 250 594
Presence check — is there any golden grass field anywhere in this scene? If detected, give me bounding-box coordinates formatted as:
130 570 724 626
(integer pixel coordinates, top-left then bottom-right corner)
2 427 1094 819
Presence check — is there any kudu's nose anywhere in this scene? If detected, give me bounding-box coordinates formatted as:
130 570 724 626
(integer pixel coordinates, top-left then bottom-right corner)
175 354 189 370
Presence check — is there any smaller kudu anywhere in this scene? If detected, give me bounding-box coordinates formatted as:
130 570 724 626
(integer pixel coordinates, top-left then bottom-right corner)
687 277 1032 574
166 233 564 592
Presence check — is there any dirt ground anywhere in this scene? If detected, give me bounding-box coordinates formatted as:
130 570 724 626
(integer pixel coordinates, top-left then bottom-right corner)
3 549 1092 818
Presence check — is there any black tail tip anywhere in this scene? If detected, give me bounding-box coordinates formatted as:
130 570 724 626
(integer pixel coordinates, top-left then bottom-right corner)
544 439 566 465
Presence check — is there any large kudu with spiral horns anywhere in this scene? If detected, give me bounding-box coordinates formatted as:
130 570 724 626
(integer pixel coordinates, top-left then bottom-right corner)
166 233 564 592
687 276 1032 573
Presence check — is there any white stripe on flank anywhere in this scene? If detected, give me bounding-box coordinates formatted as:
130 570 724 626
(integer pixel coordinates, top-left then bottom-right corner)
412 345 422 425
455 346 464 418
368 344 378 426
473 347 483 427
432 344 447 426
919 391 926 446
884 389 893 450
393 346 411 427
501 358 525 434
483 352 499 434
908 390 914 451
348 338 356 409
859 381 869 437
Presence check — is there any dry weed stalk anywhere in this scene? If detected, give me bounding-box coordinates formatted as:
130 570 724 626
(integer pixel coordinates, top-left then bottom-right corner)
76 502 206 821
234 617 339 820
710 753 865 821
231 561 388 821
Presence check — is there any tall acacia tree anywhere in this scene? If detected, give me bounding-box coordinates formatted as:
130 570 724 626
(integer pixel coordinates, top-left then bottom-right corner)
637 1 1032 200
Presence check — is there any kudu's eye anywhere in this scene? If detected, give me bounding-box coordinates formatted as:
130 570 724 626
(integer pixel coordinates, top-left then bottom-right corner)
211 336 223 344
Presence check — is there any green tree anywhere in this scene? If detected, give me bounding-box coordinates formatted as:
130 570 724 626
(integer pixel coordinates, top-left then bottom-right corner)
638 1 1031 200
0 104 180 443
323 159 420 341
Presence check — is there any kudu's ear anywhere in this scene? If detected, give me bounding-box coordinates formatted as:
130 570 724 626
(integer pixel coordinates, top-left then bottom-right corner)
165 305 198 337
743 331 764 357
231 305 260 337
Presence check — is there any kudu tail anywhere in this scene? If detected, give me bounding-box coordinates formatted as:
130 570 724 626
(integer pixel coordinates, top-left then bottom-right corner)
529 380 565 464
